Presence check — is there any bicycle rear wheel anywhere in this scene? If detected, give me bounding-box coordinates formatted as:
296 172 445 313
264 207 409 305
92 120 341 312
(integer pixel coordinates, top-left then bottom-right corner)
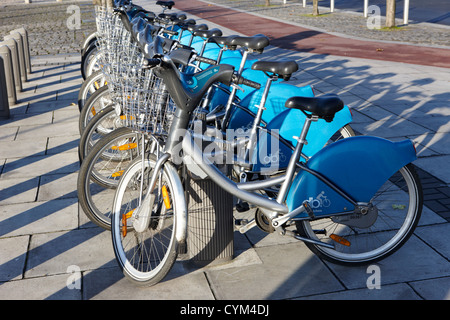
111 156 179 286
296 163 423 265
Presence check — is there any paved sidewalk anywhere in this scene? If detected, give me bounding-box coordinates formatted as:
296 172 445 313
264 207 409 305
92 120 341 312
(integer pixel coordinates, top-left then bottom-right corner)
0 0 449 301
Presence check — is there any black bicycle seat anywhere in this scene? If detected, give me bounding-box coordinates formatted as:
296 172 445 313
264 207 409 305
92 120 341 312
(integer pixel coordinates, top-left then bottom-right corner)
187 23 208 33
285 94 344 122
177 19 196 30
208 35 237 45
194 28 223 39
156 0 174 9
251 60 298 80
225 35 270 53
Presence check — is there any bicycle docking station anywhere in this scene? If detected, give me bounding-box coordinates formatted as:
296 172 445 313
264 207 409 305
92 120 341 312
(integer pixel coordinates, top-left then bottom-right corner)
182 125 235 266
0 27 32 119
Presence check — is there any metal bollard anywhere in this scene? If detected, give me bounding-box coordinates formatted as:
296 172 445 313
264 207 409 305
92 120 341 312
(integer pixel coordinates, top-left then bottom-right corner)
0 45 17 105
7 32 27 83
14 28 32 74
1 38 22 93
0 57 10 119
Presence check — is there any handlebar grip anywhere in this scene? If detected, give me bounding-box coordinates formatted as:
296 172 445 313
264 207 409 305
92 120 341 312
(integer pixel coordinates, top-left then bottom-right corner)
241 78 261 89
195 55 217 65
145 58 161 67
232 75 261 89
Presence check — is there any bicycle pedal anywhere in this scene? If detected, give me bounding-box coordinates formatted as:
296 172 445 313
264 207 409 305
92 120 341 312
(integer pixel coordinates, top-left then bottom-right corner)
235 201 250 212
302 200 315 219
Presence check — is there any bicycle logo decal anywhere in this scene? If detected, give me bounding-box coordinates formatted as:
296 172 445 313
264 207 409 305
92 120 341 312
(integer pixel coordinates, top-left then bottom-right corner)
308 191 331 211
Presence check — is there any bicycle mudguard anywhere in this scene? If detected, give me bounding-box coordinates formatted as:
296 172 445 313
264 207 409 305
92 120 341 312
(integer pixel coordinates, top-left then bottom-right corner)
285 136 417 217
163 161 188 249
267 104 352 157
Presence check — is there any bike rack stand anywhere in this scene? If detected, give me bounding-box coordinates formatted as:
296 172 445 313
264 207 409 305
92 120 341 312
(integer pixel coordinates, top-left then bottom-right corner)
185 168 234 266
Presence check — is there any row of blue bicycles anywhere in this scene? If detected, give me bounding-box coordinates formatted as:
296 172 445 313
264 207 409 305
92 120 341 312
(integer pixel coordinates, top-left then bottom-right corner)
76 0 423 286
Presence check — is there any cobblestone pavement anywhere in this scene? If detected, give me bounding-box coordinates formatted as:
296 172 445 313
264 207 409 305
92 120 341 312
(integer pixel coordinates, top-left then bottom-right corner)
202 0 450 47
0 0 96 56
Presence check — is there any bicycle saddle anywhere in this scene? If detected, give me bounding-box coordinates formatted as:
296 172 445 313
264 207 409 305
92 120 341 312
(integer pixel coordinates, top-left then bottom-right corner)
178 19 196 29
285 94 344 122
158 12 178 21
208 35 237 45
225 35 270 53
156 0 174 9
187 24 208 33
251 60 298 80
194 28 223 39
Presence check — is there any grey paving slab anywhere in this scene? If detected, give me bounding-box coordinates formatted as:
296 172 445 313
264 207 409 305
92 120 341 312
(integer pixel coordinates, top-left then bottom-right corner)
25 228 116 278
415 223 450 260
0 112 53 128
414 155 450 184
351 118 432 139
15 120 80 140
0 235 29 282
0 274 81 300
206 242 344 299
0 177 39 205
409 276 450 300
47 135 80 154
298 283 422 300
0 198 79 238
82 265 215 300
37 172 79 201
53 107 81 124
325 235 450 290
2 153 79 179
411 132 450 155
0 127 18 141
27 100 76 113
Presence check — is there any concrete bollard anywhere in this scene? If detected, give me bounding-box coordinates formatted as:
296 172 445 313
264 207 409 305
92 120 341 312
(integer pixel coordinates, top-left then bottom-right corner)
7 32 27 83
14 28 32 74
0 45 17 105
0 57 10 119
1 38 22 93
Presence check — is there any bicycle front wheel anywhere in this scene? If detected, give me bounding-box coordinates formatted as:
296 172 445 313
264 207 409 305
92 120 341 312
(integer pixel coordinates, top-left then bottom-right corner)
296 163 423 265
111 156 179 286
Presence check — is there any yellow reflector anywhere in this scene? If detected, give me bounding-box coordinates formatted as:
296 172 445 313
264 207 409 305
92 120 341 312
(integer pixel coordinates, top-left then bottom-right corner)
122 209 134 237
111 170 124 178
162 185 171 209
111 143 137 151
91 107 96 116
330 234 351 247
94 81 100 90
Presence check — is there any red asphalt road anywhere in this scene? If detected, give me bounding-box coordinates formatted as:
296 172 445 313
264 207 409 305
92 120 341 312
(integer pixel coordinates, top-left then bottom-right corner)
174 0 450 68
